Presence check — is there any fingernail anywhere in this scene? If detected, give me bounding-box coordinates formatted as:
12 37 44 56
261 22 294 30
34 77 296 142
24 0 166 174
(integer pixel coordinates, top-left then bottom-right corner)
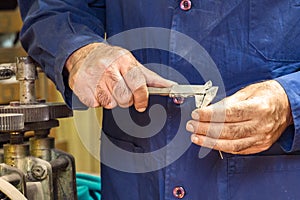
191 134 199 143
137 107 146 112
192 111 199 120
186 123 194 132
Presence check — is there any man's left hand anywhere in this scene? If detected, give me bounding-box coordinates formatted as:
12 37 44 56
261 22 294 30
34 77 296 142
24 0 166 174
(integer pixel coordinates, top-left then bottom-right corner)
186 80 293 154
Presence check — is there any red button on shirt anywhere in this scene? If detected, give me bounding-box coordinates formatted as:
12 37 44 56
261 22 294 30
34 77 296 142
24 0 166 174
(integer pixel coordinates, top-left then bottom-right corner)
173 186 185 199
180 0 192 11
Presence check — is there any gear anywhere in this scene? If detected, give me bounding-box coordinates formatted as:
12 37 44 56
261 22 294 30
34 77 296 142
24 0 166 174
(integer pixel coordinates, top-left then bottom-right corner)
0 113 24 132
0 105 49 123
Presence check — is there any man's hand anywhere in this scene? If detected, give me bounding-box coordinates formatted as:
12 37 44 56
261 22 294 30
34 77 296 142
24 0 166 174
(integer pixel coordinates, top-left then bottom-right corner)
186 80 293 154
66 43 176 111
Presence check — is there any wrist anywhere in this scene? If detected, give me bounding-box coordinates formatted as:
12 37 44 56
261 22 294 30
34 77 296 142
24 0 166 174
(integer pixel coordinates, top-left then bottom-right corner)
65 42 102 72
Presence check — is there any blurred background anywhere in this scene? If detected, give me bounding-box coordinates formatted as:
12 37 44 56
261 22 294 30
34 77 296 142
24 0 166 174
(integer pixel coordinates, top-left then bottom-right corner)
0 0 101 175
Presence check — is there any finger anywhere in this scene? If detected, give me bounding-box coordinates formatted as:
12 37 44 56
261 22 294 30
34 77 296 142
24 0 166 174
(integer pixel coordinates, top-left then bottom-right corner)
186 120 257 140
235 144 271 154
79 90 100 108
192 98 258 122
139 64 177 87
112 78 134 108
116 57 149 112
122 66 148 112
95 81 117 109
103 66 133 108
190 134 260 154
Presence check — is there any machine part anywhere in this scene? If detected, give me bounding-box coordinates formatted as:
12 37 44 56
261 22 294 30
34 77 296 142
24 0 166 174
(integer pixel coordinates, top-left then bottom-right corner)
30 137 55 161
30 135 77 200
26 182 45 200
3 142 53 200
0 56 76 199
50 156 69 172
0 177 27 200
29 134 77 200
30 164 48 181
0 133 10 144
0 62 17 80
0 113 24 131
19 79 36 103
24 120 59 133
0 163 26 196
49 149 77 200
10 132 24 145
46 103 73 119
0 149 3 163
148 80 218 108
4 143 29 167
0 104 49 122
0 68 14 80
16 57 37 81
0 103 73 124
16 57 38 104
25 157 53 200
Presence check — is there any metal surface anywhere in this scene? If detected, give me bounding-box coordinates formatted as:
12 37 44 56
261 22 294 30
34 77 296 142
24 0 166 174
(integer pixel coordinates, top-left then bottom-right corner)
3 143 53 200
16 57 38 104
24 120 59 132
3 143 29 167
148 80 218 108
49 149 77 200
30 137 77 200
0 62 16 80
0 56 77 199
0 104 49 122
30 137 55 162
46 103 73 119
0 163 27 197
0 113 24 132
0 68 14 80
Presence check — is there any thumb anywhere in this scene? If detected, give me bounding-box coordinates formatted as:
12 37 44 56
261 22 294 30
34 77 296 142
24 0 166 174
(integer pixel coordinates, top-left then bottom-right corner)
140 64 177 88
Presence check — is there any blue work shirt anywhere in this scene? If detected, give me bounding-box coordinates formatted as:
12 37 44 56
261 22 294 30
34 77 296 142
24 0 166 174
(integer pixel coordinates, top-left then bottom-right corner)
18 0 300 199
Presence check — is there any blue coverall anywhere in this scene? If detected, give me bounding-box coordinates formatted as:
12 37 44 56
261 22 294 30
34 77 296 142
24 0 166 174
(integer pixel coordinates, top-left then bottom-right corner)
18 0 300 199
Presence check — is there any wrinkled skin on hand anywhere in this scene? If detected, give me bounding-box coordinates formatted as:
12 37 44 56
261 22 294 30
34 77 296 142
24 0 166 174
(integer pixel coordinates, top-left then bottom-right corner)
186 80 293 154
66 43 176 111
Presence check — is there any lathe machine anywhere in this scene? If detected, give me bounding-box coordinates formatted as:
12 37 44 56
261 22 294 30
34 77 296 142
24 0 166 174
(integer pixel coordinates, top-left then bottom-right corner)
0 56 77 200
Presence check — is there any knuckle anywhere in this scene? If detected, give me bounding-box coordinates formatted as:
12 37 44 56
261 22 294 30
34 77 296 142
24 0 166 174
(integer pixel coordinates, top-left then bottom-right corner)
264 123 274 133
227 106 244 121
96 87 111 107
258 101 271 113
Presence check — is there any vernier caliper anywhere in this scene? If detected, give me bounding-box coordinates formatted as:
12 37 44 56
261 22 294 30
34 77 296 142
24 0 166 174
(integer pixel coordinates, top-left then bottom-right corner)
148 80 218 108
148 81 223 159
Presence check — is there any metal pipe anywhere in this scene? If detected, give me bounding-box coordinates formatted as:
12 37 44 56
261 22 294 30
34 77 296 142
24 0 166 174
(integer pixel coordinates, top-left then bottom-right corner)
16 57 37 104
50 156 69 172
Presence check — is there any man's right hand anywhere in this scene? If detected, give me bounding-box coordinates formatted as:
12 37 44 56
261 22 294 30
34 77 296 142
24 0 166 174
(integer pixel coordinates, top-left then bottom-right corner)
66 42 176 112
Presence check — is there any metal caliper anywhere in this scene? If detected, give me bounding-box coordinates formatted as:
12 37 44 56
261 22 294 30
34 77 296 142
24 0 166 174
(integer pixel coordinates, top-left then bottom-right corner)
148 81 224 159
148 80 218 108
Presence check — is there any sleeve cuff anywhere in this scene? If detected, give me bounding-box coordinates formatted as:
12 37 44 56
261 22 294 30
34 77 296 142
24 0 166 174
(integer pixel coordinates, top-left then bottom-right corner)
275 71 300 152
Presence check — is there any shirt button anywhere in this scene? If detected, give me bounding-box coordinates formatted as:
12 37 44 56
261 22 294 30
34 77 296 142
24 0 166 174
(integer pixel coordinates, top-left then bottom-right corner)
180 0 192 11
173 186 186 199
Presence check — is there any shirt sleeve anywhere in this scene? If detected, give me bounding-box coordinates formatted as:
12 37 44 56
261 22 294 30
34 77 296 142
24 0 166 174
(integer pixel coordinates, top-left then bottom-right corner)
276 71 300 152
18 0 106 109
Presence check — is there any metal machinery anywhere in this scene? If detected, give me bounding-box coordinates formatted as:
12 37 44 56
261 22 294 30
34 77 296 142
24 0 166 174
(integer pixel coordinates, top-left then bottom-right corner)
0 56 77 200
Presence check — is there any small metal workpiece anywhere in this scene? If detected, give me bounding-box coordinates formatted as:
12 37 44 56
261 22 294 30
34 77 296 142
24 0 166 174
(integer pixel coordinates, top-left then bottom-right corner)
148 80 218 108
148 81 223 159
